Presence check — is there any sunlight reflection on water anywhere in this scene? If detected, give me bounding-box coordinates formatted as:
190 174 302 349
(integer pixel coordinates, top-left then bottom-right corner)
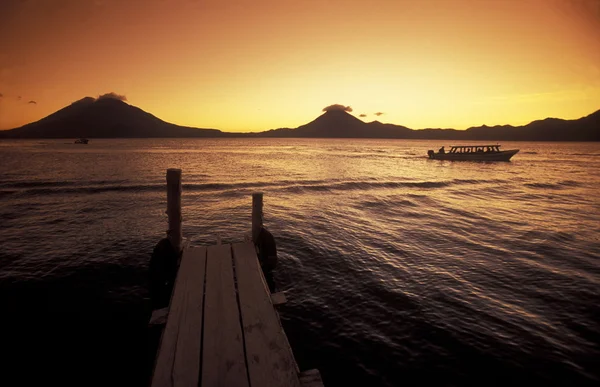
0 138 599 386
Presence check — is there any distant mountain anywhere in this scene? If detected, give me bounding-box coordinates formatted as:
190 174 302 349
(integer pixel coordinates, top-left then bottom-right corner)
1 96 598 141
261 110 413 138
464 110 600 141
0 96 223 138
260 109 600 141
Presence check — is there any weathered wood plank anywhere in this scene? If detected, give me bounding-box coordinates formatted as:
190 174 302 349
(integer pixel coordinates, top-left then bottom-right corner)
202 244 249 387
151 247 207 387
299 369 325 387
232 242 301 387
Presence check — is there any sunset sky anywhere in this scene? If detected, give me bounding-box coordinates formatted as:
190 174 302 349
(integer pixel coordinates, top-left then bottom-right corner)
0 0 599 131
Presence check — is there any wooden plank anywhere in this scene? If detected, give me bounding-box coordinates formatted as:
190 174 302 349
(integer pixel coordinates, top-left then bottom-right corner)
149 307 169 326
299 369 324 387
151 247 207 387
270 292 287 306
232 242 301 387
202 244 249 387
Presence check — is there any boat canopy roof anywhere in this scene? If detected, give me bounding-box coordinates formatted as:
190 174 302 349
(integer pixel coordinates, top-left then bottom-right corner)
449 145 501 148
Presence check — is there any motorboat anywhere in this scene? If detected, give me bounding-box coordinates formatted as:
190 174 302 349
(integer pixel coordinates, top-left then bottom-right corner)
427 145 519 161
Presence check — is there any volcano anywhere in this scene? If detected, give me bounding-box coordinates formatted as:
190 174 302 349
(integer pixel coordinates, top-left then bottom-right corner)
263 110 413 138
0 96 223 138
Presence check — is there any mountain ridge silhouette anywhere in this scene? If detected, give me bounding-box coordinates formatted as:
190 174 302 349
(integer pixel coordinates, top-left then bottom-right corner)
0 97 222 138
1 96 598 141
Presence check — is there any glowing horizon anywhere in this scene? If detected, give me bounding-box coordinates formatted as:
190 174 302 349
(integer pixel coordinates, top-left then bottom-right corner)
1 0 599 132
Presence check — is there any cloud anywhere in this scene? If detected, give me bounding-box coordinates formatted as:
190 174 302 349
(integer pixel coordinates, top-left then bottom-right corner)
0 93 3 98
359 114 367 117
17 96 21 100
374 112 384 116
28 100 37 104
323 104 352 113
97 92 127 102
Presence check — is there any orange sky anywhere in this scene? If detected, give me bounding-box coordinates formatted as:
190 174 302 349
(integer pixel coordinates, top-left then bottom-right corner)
1 0 599 131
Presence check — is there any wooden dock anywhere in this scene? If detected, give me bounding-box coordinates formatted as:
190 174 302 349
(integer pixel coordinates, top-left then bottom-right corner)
150 169 323 387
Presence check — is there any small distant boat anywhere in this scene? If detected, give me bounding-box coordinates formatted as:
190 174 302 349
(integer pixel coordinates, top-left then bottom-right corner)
427 145 519 161
74 138 89 144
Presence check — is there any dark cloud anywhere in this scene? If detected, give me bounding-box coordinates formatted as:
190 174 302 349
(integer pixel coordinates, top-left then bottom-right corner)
97 92 127 102
323 104 352 113
374 112 384 116
0 93 3 98
17 95 21 100
28 100 37 104
359 114 367 117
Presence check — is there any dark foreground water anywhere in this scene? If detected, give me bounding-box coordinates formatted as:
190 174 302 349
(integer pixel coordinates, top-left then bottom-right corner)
0 139 599 386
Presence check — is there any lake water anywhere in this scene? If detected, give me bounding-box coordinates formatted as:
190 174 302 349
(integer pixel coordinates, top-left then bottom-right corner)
0 139 599 386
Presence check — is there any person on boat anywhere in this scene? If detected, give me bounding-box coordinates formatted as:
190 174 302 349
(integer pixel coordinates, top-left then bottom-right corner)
439 146 445 154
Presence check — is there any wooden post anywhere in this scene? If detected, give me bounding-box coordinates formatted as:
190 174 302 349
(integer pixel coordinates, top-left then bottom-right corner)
166 168 182 254
252 192 263 243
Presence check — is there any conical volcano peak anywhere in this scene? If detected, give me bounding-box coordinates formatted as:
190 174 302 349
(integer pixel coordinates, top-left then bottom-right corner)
316 109 364 123
71 96 96 105
0 94 221 138
322 109 353 116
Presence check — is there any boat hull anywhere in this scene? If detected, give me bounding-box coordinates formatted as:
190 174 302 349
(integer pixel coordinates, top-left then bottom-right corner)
428 149 519 161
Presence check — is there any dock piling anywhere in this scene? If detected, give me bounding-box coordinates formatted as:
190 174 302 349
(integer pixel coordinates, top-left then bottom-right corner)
252 192 264 243
166 168 182 254
151 174 324 386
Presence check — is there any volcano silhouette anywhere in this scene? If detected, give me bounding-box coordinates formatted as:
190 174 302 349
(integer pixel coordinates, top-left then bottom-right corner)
1 97 598 141
0 97 221 138
286 110 413 138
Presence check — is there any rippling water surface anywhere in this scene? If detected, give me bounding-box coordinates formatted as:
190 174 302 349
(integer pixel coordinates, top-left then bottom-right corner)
1 139 599 386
